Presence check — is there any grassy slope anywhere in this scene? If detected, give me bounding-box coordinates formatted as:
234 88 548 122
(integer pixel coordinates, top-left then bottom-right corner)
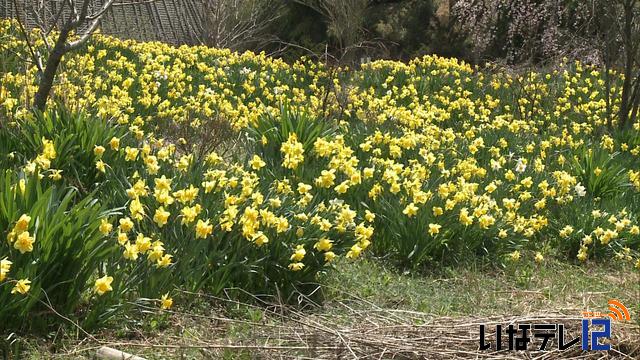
14 258 640 359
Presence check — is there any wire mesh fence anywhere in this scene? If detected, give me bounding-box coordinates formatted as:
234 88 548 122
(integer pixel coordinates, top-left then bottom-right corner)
0 0 202 45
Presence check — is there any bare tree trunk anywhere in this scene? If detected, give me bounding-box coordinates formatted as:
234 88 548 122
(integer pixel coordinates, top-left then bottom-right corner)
618 0 636 129
33 28 70 111
604 65 613 129
619 63 632 129
630 73 640 124
17 0 115 111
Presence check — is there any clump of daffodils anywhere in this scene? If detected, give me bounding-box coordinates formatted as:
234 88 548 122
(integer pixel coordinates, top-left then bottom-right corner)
7 215 34 254
281 133 304 170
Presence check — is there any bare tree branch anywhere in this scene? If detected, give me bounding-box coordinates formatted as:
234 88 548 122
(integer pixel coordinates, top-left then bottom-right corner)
191 0 285 51
293 0 372 62
11 0 44 73
67 0 116 50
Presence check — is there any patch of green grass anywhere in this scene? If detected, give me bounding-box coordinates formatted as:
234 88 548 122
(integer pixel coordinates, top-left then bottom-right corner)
321 257 640 318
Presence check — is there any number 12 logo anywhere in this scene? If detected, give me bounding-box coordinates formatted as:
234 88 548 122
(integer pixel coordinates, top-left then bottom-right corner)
582 318 611 351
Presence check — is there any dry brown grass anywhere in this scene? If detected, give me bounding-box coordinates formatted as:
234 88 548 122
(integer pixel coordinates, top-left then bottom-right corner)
48 291 640 359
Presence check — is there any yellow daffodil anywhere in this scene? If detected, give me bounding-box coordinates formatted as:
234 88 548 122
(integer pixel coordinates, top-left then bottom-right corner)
195 219 213 239
428 223 441 236
109 137 120 150
288 262 305 271
94 275 114 295
0 258 12 281
403 202 419 217
14 231 34 254
11 279 31 295
99 219 113 235
160 293 173 309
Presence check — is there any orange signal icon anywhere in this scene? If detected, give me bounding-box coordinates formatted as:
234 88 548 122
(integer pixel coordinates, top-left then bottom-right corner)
607 299 630 321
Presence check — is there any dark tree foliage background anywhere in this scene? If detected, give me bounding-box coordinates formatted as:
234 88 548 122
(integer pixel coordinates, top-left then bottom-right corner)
271 0 464 62
254 0 638 69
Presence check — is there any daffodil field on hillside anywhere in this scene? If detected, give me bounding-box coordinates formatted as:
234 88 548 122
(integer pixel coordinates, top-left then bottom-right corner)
0 19 639 331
